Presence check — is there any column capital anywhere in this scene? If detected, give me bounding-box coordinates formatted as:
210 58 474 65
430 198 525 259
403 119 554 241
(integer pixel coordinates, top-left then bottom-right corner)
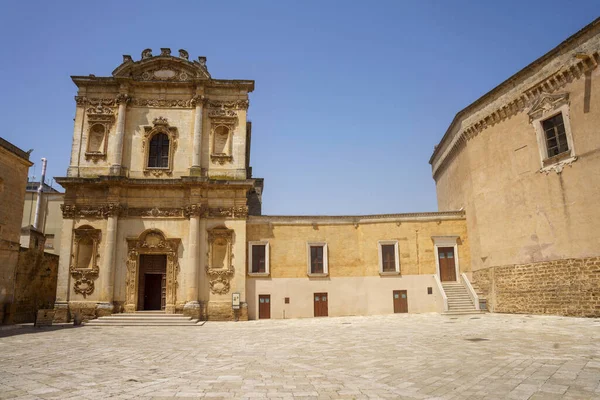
115 94 131 105
191 94 206 107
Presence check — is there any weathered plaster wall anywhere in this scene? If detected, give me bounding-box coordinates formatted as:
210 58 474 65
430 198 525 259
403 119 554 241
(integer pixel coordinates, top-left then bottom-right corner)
245 216 468 319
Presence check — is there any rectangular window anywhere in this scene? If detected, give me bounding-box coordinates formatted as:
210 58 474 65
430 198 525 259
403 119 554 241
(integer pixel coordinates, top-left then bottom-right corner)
381 244 396 272
248 241 270 275
378 241 400 274
542 113 569 158
44 234 55 249
310 246 324 274
251 244 266 273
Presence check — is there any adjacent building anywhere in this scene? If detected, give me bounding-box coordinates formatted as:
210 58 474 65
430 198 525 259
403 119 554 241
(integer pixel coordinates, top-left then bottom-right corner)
431 18 600 317
0 137 33 323
21 181 64 255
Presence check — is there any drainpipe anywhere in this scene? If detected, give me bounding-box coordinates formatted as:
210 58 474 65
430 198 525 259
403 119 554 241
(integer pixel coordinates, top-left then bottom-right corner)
33 158 47 232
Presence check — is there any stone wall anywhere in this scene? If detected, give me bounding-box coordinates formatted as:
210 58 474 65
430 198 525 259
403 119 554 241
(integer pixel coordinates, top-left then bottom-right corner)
12 232 59 323
473 257 600 317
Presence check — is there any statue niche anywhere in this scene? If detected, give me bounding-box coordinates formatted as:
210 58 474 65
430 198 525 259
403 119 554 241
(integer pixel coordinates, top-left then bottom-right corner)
69 225 101 298
206 226 235 295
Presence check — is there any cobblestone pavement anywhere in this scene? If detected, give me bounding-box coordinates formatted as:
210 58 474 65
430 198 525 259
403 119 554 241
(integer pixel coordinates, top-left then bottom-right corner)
0 313 599 399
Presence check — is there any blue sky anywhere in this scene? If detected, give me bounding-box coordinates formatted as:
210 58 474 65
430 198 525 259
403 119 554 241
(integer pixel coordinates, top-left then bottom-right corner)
1 1 598 215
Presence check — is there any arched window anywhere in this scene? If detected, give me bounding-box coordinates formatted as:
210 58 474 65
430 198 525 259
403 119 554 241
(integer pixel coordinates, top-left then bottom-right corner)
148 133 170 168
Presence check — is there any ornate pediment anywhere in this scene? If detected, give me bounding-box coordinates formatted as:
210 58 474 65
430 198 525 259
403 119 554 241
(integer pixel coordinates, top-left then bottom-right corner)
527 92 569 121
112 48 211 82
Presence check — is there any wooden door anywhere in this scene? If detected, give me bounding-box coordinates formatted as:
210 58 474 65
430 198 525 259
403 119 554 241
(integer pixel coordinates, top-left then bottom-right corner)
258 295 271 319
314 292 328 317
144 274 163 310
393 290 408 313
438 247 457 282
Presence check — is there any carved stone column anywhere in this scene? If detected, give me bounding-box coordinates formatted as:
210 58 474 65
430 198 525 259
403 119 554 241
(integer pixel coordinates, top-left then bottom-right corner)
109 93 130 175
183 204 203 318
190 94 205 176
100 205 120 311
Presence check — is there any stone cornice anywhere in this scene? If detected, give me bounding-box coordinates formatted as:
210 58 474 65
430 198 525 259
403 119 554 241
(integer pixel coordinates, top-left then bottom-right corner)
55 176 258 190
61 203 249 220
248 210 465 226
430 51 599 179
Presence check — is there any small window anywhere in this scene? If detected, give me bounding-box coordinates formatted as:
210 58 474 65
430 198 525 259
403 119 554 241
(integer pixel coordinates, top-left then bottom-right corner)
248 241 269 275
251 244 266 273
44 234 55 249
148 133 170 168
307 242 328 276
381 245 396 272
310 246 324 274
542 113 569 158
378 241 400 274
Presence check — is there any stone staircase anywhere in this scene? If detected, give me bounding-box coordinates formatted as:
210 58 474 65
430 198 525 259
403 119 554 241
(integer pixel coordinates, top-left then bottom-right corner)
85 312 201 326
442 282 482 315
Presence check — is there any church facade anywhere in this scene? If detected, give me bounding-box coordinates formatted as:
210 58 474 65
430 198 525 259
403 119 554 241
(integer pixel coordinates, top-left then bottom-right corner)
54 48 472 322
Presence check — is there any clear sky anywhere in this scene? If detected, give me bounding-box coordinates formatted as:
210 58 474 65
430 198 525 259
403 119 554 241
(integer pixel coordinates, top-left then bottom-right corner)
1 1 598 215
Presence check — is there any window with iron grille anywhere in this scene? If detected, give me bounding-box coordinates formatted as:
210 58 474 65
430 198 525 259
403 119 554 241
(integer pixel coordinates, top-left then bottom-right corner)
542 113 569 158
148 133 170 168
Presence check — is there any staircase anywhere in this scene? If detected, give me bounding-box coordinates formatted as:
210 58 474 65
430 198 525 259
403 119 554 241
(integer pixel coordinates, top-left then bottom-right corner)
85 312 201 326
441 282 481 315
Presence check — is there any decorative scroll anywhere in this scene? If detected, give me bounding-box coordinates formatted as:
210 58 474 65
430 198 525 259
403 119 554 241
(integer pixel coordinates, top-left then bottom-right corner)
125 229 181 313
206 226 235 295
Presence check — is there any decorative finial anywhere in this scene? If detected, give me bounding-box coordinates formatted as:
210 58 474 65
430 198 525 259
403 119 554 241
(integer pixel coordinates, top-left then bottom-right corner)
178 49 189 60
160 48 171 56
141 48 152 59
198 56 207 67
122 55 133 63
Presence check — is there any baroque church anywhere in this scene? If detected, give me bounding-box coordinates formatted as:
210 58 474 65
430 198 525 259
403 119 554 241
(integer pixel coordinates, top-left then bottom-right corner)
55 17 600 322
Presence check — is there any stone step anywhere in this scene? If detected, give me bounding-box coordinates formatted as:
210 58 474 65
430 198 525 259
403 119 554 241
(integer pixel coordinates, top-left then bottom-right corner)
84 312 200 327
94 317 193 322
443 310 485 315
85 321 200 326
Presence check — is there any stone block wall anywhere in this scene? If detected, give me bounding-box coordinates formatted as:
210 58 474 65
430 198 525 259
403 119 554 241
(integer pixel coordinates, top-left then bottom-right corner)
473 257 600 317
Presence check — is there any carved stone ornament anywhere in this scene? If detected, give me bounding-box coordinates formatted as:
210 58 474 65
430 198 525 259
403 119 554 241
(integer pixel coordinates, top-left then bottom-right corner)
209 109 237 164
184 203 208 218
75 96 117 107
528 92 569 122
207 99 249 110
206 226 235 295
69 225 101 298
131 98 193 108
85 101 115 162
124 206 184 218
208 206 248 219
540 156 578 175
125 229 181 313
61 203 122 219
142 117 178 177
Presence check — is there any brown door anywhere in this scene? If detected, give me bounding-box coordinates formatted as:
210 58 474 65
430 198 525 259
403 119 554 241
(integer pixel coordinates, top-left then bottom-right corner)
314 292 328 317
438 247 457 282
144 274 163 310
258 295 271 319
393 290 408 313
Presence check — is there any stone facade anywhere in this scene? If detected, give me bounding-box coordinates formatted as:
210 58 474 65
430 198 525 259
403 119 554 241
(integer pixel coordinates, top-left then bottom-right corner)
0 137 33 324
13 229 59 323
474 257 600 317
431 19 600 316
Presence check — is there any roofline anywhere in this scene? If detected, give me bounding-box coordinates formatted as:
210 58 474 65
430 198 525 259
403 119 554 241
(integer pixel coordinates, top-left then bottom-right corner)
0 137 33 166
71 76 255 92
248 210 465 225
429 16 600 165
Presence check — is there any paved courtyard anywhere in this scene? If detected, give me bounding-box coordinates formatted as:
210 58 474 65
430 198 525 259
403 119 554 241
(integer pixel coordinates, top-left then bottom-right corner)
0 313 599 399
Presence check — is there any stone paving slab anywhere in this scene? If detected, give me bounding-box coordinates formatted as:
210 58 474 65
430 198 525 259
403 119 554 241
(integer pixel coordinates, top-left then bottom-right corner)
0 313 599 399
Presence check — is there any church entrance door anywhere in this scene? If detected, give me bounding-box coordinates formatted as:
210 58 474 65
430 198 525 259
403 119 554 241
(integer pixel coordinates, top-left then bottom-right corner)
139 254 167 311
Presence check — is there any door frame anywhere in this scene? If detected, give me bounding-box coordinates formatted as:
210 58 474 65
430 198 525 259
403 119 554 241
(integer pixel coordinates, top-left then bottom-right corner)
432 236 460 282
258 294 271 319
393 290 408 313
